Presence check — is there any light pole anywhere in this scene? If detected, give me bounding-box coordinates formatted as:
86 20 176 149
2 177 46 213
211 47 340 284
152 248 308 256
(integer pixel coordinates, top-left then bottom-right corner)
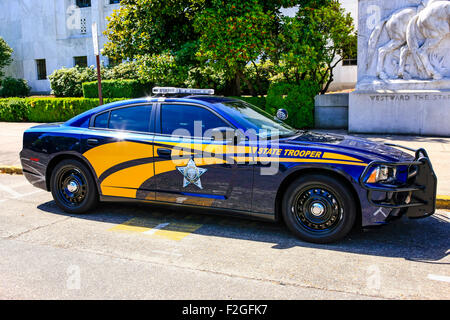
92 22 103 105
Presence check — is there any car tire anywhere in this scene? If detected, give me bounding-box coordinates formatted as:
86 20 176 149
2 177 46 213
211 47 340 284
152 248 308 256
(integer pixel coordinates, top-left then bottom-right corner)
282 174 357 244
50 159 98 214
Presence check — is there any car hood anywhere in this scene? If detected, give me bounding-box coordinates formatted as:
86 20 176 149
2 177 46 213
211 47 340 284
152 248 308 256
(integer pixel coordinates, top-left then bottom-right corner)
282 131 414 162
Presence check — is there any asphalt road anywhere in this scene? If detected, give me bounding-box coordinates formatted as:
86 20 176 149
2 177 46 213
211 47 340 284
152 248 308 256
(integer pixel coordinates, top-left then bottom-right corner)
0 174 448 300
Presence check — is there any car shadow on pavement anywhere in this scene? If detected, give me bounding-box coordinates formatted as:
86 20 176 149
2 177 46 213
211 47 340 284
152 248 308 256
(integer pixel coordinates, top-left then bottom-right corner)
37 200 449 264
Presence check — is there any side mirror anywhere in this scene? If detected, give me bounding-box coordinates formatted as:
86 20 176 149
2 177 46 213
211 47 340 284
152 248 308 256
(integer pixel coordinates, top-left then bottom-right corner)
210 127 244 144
276 108 288 121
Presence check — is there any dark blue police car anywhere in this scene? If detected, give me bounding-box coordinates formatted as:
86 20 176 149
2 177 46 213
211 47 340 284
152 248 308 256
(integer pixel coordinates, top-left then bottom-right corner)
20 87 437 243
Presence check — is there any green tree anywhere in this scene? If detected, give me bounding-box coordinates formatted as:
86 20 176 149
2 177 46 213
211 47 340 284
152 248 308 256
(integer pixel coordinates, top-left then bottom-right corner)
273 0 356 94
103 0 203 60
103 0 211 89
102 0 356 96
193 0 278 96
136 51 189 86
0 37 13 78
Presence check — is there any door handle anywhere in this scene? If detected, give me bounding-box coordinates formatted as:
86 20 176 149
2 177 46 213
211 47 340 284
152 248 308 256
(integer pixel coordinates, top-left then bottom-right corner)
157 148 172 158
87 138 99 146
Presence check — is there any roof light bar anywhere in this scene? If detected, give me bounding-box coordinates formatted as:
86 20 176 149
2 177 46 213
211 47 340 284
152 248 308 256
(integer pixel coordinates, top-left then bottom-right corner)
152 87 215 96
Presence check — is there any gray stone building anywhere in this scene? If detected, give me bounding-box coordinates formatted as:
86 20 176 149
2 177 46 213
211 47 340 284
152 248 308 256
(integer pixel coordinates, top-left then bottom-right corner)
0 0 357 94
0 0 120 94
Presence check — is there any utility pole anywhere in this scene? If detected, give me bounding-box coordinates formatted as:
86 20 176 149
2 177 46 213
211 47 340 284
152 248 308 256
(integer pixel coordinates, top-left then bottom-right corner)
92 22 103 105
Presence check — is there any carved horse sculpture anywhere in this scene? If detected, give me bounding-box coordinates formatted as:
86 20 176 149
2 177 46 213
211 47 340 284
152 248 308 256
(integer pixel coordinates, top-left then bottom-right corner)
366 0 440 80
406 1 450 80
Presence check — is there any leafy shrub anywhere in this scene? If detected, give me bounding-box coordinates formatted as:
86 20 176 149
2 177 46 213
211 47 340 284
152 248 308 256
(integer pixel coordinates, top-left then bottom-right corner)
0 98 121 122
0 77 30 97
82 79 152 99
266 82 319 129
48 67 96 97
0 98 29 121
104 61 140 80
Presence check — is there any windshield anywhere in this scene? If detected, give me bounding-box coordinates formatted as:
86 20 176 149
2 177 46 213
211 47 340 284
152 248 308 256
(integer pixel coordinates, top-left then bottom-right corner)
214 100 297 138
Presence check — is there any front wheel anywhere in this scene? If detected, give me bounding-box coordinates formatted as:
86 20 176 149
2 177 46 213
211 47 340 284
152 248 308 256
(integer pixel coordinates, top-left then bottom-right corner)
50 159 98 214
282 174 357 244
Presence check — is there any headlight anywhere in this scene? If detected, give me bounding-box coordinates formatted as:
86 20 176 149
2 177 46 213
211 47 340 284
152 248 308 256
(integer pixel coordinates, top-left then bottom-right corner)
367 165 397 183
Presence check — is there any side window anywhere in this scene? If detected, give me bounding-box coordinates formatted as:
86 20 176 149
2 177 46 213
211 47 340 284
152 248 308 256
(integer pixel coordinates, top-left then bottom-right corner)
94 112 109 128
92 105 152 133
109 105 151 132
161 104 229 137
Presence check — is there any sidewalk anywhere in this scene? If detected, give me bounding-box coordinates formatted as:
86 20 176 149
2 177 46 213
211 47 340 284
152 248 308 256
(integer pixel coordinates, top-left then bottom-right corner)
1 123 449 196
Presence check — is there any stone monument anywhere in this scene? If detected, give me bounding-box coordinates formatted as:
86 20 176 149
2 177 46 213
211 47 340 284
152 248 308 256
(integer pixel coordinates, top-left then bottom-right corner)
349 0 450 136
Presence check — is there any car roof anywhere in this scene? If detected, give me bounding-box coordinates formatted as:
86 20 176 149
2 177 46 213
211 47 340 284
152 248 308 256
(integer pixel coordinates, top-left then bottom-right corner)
64 95 241 128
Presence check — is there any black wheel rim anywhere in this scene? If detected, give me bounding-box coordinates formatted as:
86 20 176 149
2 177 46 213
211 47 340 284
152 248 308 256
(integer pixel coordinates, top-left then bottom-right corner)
292 186 343 233
56 166 88 208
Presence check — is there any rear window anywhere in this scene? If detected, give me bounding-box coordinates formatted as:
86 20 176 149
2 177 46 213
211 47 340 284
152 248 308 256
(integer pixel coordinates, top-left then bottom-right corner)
93 105 152 133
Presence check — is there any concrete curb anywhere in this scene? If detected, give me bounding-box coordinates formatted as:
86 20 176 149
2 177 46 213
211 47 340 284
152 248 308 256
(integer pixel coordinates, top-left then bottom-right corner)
0 166 23 175
0 165 449 209
436 196 450 210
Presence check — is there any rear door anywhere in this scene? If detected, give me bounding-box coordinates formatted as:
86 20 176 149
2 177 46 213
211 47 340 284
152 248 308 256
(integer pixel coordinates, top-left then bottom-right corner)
151 102 253 211
81 103 157 200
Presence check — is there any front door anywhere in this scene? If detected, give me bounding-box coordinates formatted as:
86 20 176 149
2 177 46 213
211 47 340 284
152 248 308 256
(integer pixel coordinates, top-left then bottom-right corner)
151 103 253 211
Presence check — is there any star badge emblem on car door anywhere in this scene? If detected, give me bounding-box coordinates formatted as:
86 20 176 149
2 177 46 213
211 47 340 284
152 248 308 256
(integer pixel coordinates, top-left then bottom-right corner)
177 158 207 189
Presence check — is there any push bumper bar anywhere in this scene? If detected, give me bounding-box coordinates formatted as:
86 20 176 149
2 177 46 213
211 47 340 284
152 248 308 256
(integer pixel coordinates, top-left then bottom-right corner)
359 146 437 219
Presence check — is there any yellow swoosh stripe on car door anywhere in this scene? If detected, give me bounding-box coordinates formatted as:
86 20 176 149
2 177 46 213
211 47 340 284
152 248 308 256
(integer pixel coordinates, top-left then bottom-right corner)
255 157 367 166
100 157 227 198
83 141 153 177
101 162 155 197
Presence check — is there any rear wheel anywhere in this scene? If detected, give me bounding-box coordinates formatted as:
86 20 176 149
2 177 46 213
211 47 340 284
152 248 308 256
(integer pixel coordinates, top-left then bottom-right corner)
282 174 356 244
50 159 98 214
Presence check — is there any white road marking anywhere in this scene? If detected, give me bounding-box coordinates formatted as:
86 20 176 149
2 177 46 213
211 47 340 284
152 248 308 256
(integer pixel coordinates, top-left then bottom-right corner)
142 223 170 235
0 189 43 204
0 183 23 197
427 274 450 283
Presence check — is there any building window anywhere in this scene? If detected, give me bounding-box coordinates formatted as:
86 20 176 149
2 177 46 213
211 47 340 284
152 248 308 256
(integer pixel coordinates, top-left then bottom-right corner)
342 43 357 66
74 56 88 68
76 0 91 8
342 58 357 66
36 59 47 80
109 0 120 4
80 17 87 34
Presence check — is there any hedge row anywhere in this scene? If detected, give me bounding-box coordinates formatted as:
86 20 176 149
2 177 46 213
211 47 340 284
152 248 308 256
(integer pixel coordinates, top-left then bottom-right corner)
82 80 153 99
0 96 267 123
265 82 317 128
0 98 121 122
0 89 313 128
